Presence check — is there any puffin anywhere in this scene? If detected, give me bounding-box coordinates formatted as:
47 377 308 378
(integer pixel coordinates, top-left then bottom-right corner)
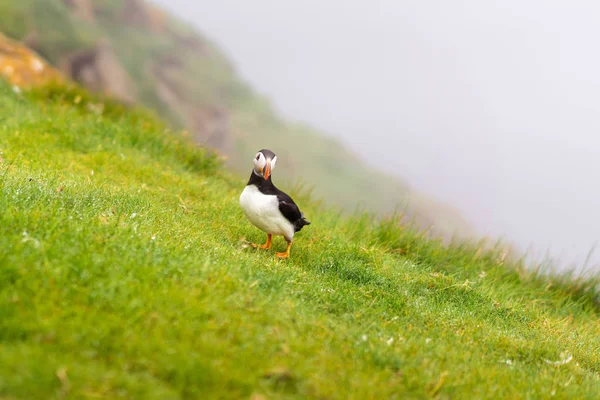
239 149 311 258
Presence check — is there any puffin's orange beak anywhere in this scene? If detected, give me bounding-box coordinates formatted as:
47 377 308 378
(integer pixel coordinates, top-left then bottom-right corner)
263 162 271 180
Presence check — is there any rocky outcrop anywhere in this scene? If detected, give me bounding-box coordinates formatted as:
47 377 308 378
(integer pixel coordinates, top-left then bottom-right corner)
122 0 151 26
6 0 226 151
0 33 62 87
59 40 136 104
152 54 230 151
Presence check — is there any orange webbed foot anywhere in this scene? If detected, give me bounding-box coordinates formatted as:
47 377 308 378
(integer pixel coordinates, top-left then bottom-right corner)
251 234 272 250
276 241 292 259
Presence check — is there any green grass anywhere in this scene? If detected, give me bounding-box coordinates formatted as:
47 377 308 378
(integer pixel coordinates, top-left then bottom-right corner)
1 81 600 399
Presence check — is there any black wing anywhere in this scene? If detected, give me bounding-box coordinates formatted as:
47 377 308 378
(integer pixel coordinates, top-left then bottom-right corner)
278 197 303 224
278 194 311 233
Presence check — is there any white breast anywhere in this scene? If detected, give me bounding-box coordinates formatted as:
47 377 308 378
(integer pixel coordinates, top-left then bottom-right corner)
239 185 295 241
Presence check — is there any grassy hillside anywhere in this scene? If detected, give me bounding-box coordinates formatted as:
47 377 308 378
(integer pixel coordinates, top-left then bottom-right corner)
0 0 473 239
1 80 600 399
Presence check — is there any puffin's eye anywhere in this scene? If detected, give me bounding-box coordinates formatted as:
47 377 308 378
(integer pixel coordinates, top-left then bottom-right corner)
255 154 260 161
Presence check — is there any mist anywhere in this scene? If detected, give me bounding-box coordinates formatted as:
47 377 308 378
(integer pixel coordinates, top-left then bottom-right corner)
153 0 600 272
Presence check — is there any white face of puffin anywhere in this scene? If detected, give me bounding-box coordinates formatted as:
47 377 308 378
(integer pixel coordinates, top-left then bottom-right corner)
253 151 277 180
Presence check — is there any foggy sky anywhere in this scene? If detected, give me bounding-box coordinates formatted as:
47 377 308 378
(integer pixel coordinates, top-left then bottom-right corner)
153 0 600 271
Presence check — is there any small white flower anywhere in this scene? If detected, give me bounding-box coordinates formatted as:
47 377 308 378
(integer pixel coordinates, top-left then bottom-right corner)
21 231 40 248
12 85 21 94
151 235 156 240
544 353 573 366
130 213 137 219
361 335 368 342
425 338 432 344
91 170 94 175
386 337 394 346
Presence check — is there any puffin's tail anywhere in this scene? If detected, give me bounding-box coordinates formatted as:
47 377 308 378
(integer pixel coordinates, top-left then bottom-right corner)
294 212 311 232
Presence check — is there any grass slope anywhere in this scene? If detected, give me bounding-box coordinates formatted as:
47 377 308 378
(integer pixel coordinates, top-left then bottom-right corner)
1 81 600 399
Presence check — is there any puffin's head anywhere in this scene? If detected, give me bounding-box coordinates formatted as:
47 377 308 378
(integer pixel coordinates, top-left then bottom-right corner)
253 149 277 180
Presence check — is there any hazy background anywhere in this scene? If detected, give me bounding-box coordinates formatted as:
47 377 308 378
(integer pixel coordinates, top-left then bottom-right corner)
153 0 600 271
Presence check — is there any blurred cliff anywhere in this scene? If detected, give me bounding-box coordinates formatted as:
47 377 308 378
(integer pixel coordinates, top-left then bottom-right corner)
0 0 474 239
